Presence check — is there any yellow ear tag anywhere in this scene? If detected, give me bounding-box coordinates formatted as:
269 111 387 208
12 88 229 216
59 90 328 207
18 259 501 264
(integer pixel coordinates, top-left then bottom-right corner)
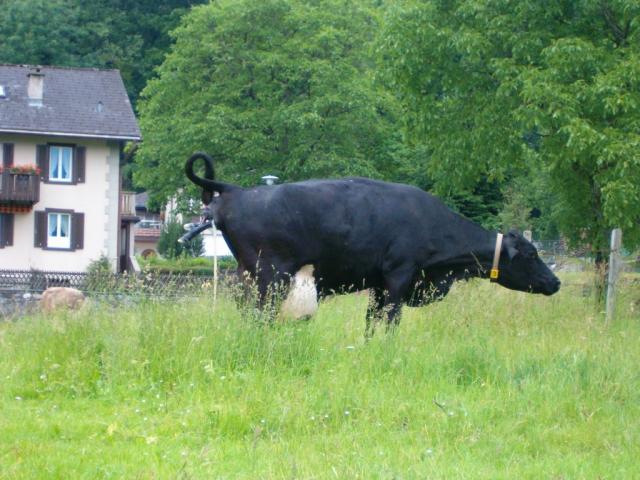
490 268 499 280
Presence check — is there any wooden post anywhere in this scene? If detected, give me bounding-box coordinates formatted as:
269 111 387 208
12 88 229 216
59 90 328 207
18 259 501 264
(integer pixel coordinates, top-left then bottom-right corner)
523 230 532 242
606 228 622 324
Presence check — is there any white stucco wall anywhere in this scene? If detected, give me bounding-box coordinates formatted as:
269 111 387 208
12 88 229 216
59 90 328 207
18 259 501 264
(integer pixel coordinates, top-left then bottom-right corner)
104 141 120 271
134 238 159 257
202 229 233 257
0 134 120 271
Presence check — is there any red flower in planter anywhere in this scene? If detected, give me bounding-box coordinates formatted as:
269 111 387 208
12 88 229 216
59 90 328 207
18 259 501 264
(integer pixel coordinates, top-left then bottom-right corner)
2 164 41 175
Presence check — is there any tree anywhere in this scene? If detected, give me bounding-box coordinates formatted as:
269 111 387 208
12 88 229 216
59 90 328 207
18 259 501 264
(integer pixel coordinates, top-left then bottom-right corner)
134 0 406 206
0 0 207 104
381 0 640 263
157 217 203 258
0 0 93 66
498 173 560 240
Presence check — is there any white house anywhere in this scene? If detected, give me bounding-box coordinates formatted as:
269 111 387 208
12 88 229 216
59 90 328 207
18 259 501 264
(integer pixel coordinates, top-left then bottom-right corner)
201 228 234 258
0 65 141 272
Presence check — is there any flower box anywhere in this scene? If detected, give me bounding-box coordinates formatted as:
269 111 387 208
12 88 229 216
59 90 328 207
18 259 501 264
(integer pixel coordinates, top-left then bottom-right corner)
0 164 41 175
0 169 41 208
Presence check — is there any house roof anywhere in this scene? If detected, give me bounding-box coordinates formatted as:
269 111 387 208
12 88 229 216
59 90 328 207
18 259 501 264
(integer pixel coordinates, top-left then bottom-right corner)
0 64 141 141
135 192 149 210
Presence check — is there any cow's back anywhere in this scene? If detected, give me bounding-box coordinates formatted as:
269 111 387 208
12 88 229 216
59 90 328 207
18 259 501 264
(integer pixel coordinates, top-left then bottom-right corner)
216 177 462 291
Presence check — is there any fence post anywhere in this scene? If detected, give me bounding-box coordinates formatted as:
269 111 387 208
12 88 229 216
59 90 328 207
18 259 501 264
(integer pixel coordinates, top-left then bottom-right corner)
606 228 622 324
523 230 532 242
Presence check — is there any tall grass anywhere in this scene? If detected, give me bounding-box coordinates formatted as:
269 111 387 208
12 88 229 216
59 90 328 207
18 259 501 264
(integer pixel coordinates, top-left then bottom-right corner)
0 276 638 478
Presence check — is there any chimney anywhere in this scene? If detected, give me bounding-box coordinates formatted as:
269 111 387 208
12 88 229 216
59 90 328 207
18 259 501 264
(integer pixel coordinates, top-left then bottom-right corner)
27 68 44 106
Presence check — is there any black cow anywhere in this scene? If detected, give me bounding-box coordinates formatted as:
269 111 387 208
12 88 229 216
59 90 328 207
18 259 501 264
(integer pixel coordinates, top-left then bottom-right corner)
185 153 560 334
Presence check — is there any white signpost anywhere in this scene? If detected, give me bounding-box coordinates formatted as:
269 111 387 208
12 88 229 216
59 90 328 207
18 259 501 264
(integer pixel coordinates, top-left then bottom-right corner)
606 228 622 324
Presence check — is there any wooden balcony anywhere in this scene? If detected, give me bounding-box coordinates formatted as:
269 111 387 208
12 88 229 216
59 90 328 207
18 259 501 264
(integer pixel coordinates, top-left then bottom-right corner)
0 172 40 212
120 191 140 223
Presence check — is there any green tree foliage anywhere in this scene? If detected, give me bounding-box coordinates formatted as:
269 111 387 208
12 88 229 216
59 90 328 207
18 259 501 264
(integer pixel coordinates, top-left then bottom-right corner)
184 228 204 258
381 0 640 255
134 0 406 205
448 179 504 231
157 219 183 259
499 174 560 240
157 217 203 259
0 0 206 103
0 1 83 66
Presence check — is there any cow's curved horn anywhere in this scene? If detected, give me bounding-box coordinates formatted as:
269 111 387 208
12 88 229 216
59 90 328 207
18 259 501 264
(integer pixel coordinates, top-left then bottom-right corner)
185 152 238 194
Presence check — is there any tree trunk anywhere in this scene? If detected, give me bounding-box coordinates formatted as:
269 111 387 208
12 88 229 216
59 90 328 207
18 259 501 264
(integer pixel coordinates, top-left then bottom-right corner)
589 179 608 306
594 250 607 306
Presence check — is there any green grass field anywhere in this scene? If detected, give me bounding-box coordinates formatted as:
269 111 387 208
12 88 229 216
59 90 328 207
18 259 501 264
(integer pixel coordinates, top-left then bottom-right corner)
1 276 638 479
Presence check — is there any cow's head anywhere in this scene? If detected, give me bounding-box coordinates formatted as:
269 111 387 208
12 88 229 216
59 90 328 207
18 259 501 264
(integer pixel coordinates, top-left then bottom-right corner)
496 231 560 295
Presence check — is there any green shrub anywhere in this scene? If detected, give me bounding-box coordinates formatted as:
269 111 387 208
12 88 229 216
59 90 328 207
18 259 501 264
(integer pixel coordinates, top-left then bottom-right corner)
138 254 237 276
157 218 204 258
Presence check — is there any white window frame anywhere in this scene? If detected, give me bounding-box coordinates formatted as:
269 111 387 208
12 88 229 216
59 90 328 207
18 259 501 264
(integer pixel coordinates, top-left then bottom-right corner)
47 212 72 249
49 145 73 183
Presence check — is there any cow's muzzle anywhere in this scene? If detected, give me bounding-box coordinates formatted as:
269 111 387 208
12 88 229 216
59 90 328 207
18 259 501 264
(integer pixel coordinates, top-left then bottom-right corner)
543 277 561 296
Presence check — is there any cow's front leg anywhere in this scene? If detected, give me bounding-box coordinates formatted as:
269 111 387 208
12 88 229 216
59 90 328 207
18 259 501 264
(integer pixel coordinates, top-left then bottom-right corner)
365 288 385 338
382 266 414 331
384 299 403 331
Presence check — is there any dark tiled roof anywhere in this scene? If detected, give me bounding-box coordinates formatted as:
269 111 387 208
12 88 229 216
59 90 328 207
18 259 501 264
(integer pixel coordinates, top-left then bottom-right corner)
0 64 141 140
135 191 149 209
135 228 161 240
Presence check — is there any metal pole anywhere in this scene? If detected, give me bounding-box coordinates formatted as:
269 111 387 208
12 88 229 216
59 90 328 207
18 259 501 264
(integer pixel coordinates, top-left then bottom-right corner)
606 228 622 324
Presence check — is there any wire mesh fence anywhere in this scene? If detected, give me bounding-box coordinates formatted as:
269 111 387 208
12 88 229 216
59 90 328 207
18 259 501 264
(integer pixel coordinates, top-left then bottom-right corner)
0 269 227 299
533 240 640 274
0 243 637 301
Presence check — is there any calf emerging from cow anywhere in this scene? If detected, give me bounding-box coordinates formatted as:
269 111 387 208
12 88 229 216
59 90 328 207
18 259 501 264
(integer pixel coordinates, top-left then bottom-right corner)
184 153 560 335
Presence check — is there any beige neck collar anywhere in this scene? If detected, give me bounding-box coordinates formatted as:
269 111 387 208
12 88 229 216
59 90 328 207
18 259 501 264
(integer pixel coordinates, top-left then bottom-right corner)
490 233 503 282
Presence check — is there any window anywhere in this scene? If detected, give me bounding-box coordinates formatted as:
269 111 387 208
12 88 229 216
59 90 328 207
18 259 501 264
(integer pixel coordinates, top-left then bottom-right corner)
2 143 14 168
49 146 73 182
0 214 14 248
47 212 71 249
37 144 85 184
34 210 84 251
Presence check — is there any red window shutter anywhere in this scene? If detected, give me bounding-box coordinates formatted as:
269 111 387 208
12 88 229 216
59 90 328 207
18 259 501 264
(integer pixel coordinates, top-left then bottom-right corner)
74 146 86 183
36 145 49 181
34 211 47 248
72 212 84 250
2 143 13 168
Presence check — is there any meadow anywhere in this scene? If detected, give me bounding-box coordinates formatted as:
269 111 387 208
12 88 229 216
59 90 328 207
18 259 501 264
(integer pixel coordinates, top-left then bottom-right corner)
0 275 638 479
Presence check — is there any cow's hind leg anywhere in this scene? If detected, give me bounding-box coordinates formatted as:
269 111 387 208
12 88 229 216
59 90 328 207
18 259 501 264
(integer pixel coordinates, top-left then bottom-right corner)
365 288 385 339
255 261 295 321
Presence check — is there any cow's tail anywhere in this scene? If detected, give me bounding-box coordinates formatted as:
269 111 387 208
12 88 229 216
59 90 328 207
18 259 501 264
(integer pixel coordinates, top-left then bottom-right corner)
185 152 238 194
